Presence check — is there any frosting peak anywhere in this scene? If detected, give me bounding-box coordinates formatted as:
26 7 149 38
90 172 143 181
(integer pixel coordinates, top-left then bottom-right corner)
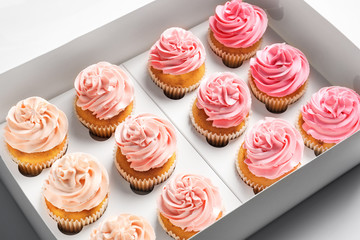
250 43 310 97
43 153 109 212
158 173 223 232
244 118 303 179
115 113 176 172
74 62 134 120
4 96 68 153
209 0 268 48
196 72 251 128
149 27 205 75
301 86 360 143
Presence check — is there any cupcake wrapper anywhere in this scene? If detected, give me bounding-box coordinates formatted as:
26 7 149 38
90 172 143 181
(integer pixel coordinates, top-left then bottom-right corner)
208 30 259 68
5 137 68 176
249 72 308 113
157 212 185 240
43 196 108 234
148 65 204 100
190 99 250 147
113 146 176 191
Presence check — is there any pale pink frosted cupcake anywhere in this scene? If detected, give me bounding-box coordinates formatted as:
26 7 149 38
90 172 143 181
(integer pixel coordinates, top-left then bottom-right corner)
191 72 251 147
208 0 268 68
43 152 109 233
249 43 310 113
236 117 304 193
74 62 134 138
90 214 156 240
148 27 206 99
114 113 177 191
4 96 68 176
158 173 223 240
297 86 360 155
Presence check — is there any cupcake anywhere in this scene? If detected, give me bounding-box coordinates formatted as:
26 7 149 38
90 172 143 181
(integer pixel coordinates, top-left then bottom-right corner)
148 27 206 99
249 43 310 113
74 62 134 138
297 86 360 155
43 152 109 233
4 96 68 176
90 214 156 240
114 113 177 191
158 173 223 240
236 117 304 193
191 72 251 147
208 0 268 68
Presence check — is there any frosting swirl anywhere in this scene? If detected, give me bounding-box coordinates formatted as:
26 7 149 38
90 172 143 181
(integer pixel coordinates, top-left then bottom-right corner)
4 96 68 153
149 27 206 75
115 113 176 172
196 72 251 128
250 43 310 97
74 62 134 120
301 86 360 143
158 173 223 232
43 153 109 212
90 214 156 240
244 117 303 179
209 0 268 48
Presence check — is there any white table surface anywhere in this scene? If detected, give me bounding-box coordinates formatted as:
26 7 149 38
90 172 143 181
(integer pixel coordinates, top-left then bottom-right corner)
1 0 360 239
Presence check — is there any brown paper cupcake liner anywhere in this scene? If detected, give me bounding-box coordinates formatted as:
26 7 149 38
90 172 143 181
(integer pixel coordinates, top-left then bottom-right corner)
249 72 308 113
148 64 205 100
5 137 68 176
43 196 108 234
158 211 185 240
113 145 176 191
207 30 259 68
190 99 250 147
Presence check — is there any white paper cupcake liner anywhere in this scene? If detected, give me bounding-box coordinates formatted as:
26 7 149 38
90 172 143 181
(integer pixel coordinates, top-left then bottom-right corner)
113 145 176 191
158 211 185 240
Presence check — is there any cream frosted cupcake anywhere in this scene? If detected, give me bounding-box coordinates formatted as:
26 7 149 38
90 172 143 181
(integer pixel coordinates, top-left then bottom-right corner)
74 62 134 138
4 96 68 176
90 214 156 240
148 27 206 99
236 117 304 193
191 72 251 147
208 0 268 68
114 113 177 191
158 173 223 240
298 86 360 155
43 152 109 233
249 43 309 113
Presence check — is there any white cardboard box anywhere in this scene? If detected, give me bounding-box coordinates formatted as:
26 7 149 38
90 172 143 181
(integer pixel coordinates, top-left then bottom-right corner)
1 0 360 239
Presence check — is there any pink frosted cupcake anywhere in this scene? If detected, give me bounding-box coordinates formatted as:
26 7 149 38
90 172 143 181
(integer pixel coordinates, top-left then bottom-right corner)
4 96 68 176
249 43 310 113
208 0 268 68
114 113 177 191
236 117 304 193
43 153 109 233
74 62 134 138
148 27 206 99
158 173 223 240
90 214 156 240
297 86 360 155
190 72 251 147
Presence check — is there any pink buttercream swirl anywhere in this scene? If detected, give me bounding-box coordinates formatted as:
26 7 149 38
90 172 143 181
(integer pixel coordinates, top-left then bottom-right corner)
244 117 303 179
149 27 206 75
43 153 109 212
209 0 268 48
90 214 156 240
4 96 68 153
301 86 360 144
74 62 134 120
250 43 310 97
158 173 223 232
196 72 251 128
115 113 176 172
